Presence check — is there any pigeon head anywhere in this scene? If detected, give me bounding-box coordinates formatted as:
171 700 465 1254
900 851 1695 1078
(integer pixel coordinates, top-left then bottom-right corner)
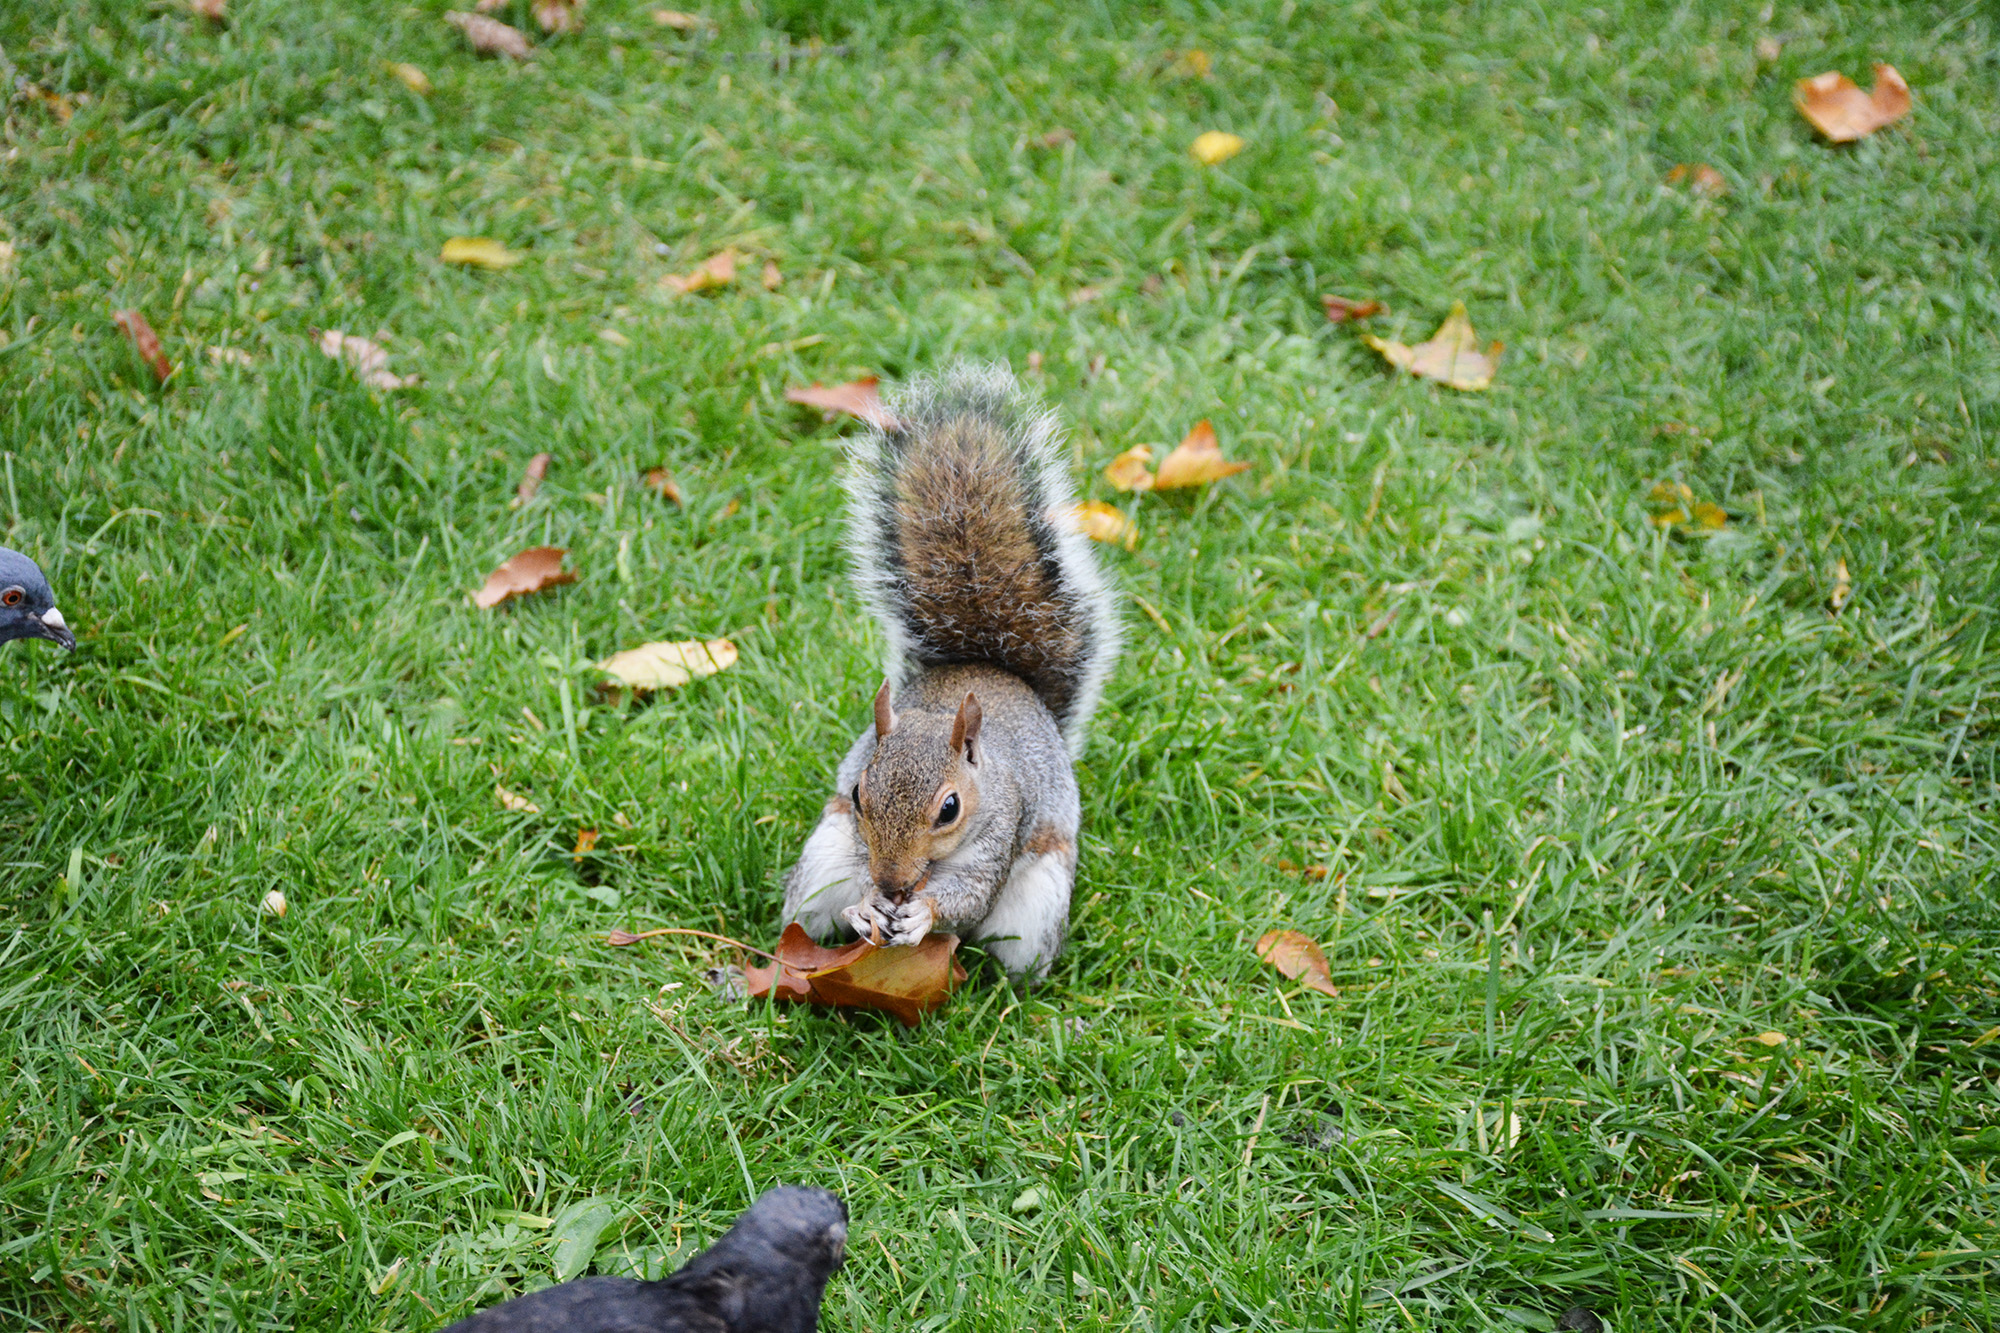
678 1185 848 1332
0 547 72 651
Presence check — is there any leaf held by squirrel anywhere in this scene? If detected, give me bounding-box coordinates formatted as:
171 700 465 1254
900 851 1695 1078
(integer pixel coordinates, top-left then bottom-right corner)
435 1186 847 1333
780 363 1122 981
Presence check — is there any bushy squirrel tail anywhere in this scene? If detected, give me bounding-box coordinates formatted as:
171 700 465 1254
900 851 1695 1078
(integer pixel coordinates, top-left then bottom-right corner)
843 362 1121 755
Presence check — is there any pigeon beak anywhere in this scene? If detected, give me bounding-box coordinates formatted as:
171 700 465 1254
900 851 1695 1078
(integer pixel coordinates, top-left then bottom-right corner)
40 606 75 651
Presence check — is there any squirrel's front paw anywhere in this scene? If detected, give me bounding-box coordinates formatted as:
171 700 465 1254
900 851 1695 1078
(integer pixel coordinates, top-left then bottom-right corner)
842 897 894 946
884 895 937 947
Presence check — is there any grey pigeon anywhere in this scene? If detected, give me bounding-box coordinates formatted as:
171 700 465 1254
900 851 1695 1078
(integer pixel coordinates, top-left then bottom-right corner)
439 1186 847 1333
0 547 73 651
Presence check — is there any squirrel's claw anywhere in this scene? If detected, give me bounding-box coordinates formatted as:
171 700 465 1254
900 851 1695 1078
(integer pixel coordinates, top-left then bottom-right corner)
842 899 890 946
885 896 936 947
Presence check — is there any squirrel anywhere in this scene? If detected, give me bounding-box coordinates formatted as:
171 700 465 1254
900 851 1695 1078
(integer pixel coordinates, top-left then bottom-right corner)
780 363 1121 980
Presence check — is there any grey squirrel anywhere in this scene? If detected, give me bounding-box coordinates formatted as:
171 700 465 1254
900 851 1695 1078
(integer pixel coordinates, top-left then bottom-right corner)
781 363 1121 980
436 1186 846 1333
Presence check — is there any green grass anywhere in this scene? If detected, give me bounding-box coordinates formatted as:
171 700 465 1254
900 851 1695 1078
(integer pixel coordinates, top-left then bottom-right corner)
2 1 1998 1329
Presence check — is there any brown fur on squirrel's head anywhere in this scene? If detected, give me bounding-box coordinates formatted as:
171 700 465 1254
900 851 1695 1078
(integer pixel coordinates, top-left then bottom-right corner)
852 680 982 900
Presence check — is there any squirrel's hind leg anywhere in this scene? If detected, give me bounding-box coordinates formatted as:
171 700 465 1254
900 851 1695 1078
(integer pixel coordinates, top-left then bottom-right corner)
782 797 870 940
966 828 1076 981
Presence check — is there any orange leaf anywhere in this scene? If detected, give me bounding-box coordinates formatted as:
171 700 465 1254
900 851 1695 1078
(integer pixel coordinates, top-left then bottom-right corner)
515 452 552 505
1071 501 1137 550
784 377 898 430
1665 163 1728 197
1795 64 1911 142
742 923 964 1026
113 309 173 382
1153 420 1251 489
662 249 738 295
573 828 600 860
444 11 533 58
1256 929 1337 996
1321 294 1383 323
1102 445 1155 492
643 467 683 504
474 546 575 609
1362 302 1501 391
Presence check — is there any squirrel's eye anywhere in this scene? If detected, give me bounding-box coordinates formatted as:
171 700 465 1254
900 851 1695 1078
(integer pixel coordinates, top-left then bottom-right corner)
850 784 861 809
936 793 960 826
0 588 19 608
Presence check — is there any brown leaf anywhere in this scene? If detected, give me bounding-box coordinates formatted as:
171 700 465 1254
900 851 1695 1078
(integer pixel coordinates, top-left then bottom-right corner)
784 377 898 430
1795 64 1911 143
1665 163 1728 197
1321 294 1383 323
661 249 737 295
742 924 964 1027
652 8 707 29
573 828 600 861
113 309 173 382
1071 501 1137 550
445 11 533 58
315 329 419 391
474 546 575 609
20 85 73 124
515 452 552 505
1362 302 1501 391
533 0 585 34
644 467 684 504
1256 929 1337 996
1102 445 1155 492
760 260 783 291
1153 420 1252 489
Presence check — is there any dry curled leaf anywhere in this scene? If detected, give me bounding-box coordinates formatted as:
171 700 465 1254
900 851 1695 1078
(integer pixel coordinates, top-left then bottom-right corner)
1256 929 1338 997
513 452 552 506
784 377 898 430
533 0 585 34
760 260 783 291
652 9 707 29
1072 501 1137 549
441 236 522 269
113 310 173 382
573 828 600 861
1363 302 1502 391
661 250 737 295
1322 294 1383 323
1830 558 1852 615
598 638 737 692
1102 445 1155 493
1190 131 1245 165
445 11 533 58
1646 482 1726 532
474 546 575 609
1665 163 1728 197
1795 64 1910 143
315 329 418 391
260 888 287 917
1154 420 1251 489
643 467 684 504
389 62 433 95
743 923 966 1027
495 784 541 814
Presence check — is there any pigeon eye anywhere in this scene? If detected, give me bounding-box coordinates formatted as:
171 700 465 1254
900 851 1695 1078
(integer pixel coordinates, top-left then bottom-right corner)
936 793 960 826
0 588 19 608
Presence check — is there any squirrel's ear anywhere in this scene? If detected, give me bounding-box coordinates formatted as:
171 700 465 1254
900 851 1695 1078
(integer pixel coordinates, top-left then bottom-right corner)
950 691 983 763
873 680 897 739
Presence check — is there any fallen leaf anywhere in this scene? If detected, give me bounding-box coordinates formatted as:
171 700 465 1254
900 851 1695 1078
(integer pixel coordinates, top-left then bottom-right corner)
1168 49 1212 79
1072 501 1137 550
389 62 433 95
1665 163 1728 197
1690 501 1728 530
1646 482 1726 532
445 11 533 58
643 467 683 504
1322 294 1383 323
533 0 585 34
315 329 418 391
1753 1031 1788 1047
652 8 706 28
191 0 227 20
573 828 600 860
1362 302 1502 391
1276 859 1329 880
761 259 783 291
515 452 552 505
1256 929 1337 996
599 638 737 691
1031 127 1075 149
1102 445 1155 493
1190 131 1245 165
742 923 966 1027
20 85 73 124
1755 36 1783 63
661 249 737 294
1153 420 1251 489
0 241 15 279
1794 64 1911 142
784 377 898 430
113 310 173 382
1830 558 1852 615
260 888 287 917
495 784 542 813
441 236 522 269
474 546 575 609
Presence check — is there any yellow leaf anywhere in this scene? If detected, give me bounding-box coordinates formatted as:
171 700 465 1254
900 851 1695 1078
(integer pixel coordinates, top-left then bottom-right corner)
495 784 541 814
1753 1031 1788 1047
599 638 738 692
1102 445 1155 492
1071 501 1137 550
388 62 432 95
1362 302 1501 391
441 236 522 269
1153 419 1252 490
1830 558 1852 615
1190 131 1245 166
1691 502 1728 530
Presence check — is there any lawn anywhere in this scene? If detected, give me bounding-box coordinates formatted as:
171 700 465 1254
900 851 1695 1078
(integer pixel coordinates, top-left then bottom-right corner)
2 1 1997 1329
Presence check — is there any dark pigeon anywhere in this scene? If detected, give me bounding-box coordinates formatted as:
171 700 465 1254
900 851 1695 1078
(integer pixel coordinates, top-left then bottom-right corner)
439 1186 847 1333
0 547 73 651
